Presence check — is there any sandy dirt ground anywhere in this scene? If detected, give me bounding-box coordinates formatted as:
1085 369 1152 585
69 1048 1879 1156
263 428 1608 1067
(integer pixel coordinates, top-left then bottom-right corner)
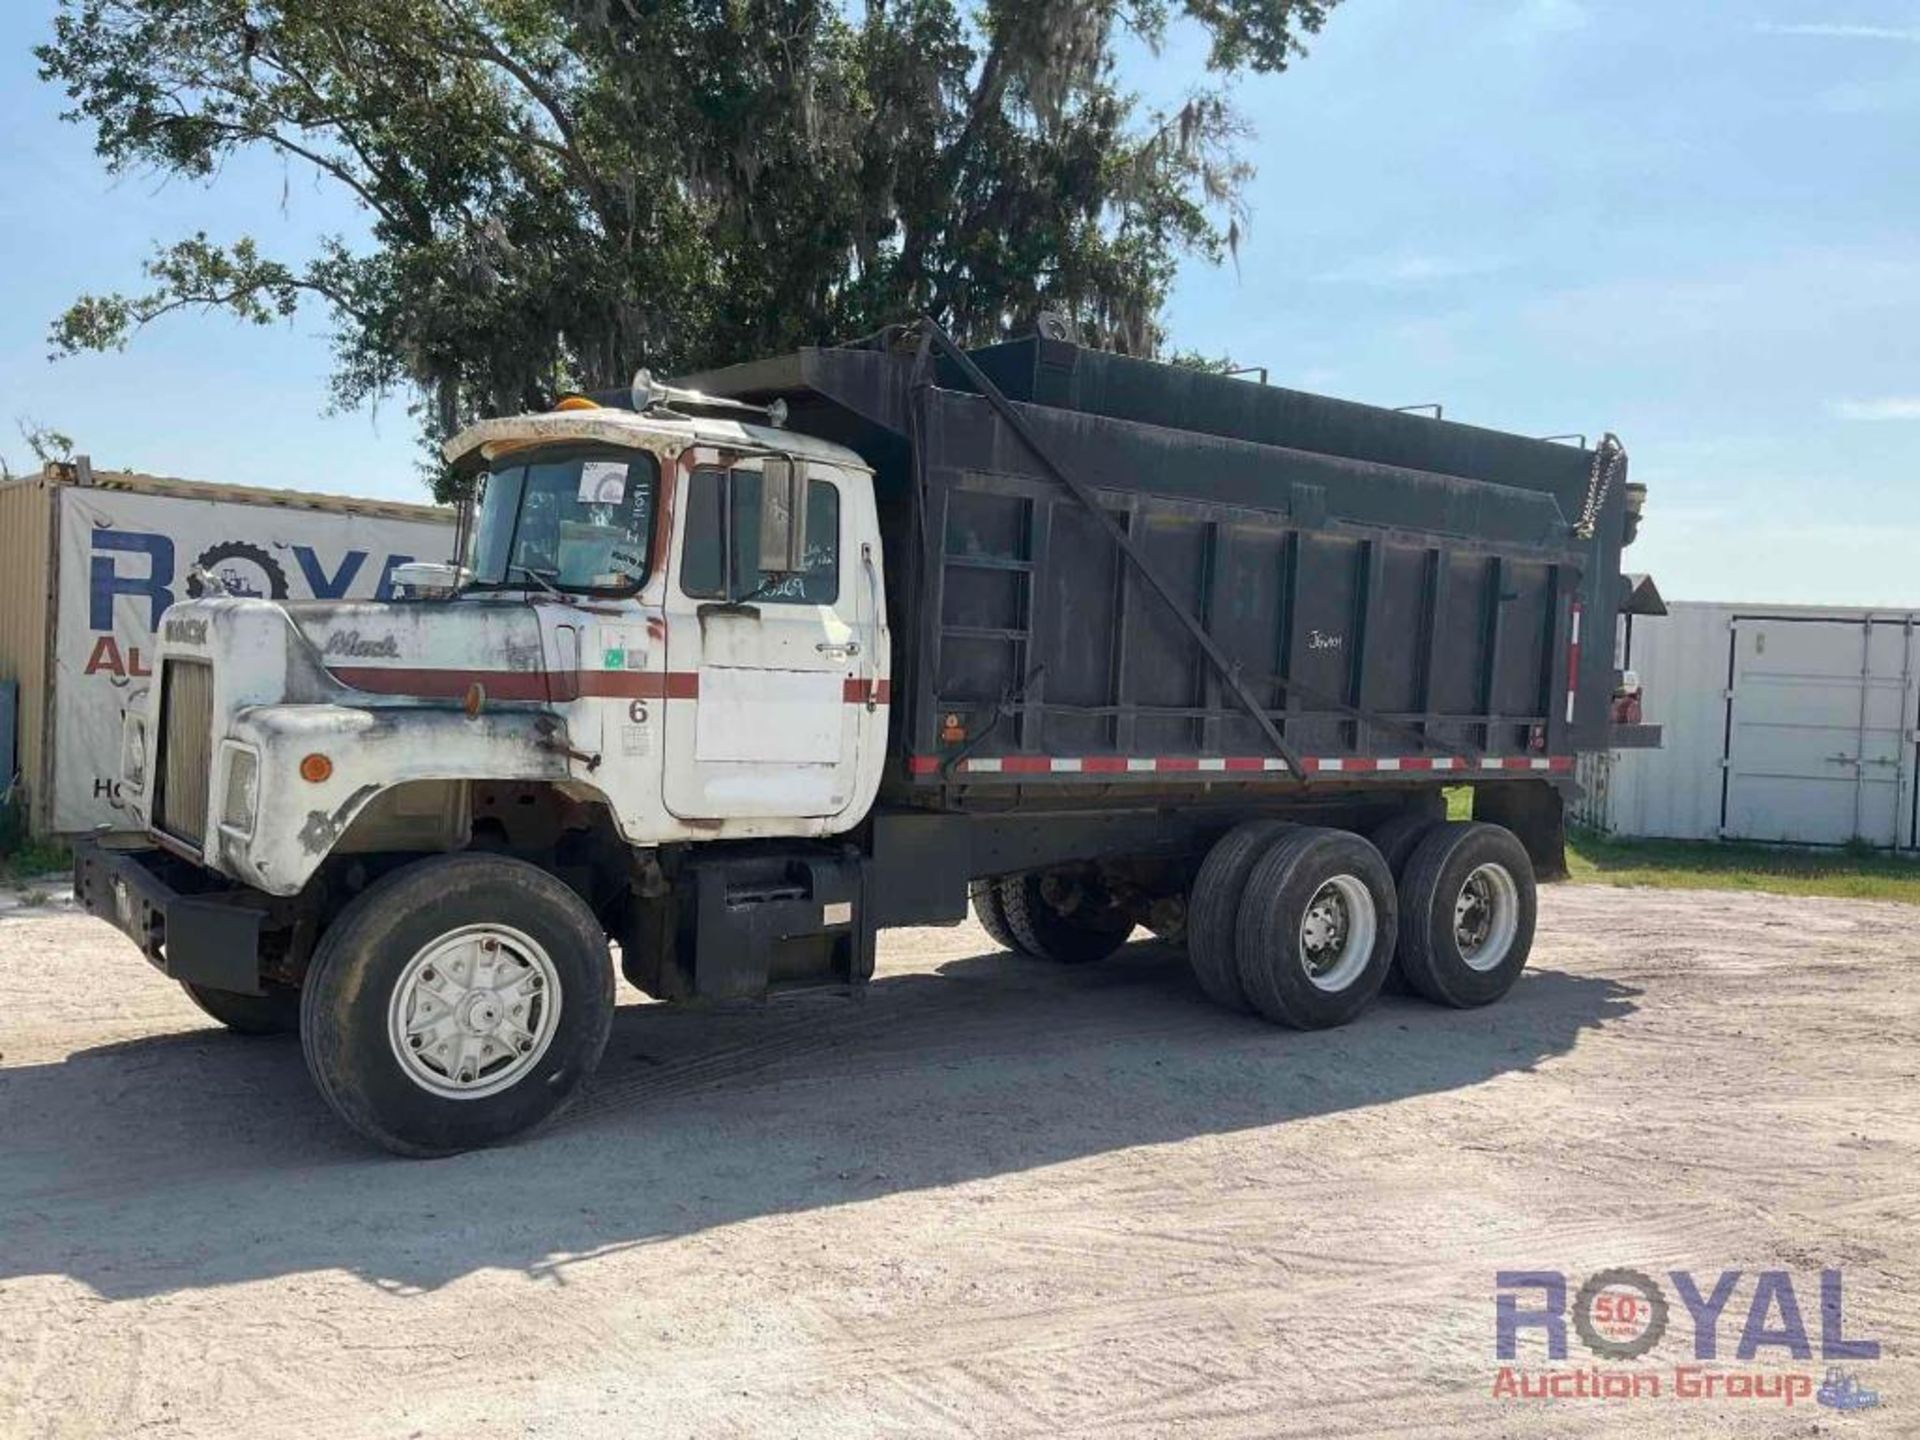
1 876 1915 1439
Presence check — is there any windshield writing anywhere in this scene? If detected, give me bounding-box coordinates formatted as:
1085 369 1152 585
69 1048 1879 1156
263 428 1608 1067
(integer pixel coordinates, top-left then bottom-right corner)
470 451 658 593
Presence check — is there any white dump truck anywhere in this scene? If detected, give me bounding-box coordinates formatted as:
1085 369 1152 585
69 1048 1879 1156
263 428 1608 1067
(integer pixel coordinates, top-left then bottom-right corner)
74 322 1656 1155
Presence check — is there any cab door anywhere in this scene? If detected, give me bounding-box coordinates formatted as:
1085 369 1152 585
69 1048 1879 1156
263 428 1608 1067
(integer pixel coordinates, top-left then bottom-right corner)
662 451 866 820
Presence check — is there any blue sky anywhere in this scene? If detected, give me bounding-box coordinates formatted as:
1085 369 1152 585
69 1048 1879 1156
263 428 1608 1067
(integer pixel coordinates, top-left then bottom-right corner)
3 1 1918 605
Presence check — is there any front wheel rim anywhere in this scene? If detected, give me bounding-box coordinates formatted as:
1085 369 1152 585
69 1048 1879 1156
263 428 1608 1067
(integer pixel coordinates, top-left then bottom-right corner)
1298 874 1377 992
386 923 563 1099
1454 863 1520 972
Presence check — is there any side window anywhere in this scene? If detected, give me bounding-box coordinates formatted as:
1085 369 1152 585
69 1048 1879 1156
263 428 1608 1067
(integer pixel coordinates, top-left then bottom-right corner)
680 469 726 597
680 465 840 605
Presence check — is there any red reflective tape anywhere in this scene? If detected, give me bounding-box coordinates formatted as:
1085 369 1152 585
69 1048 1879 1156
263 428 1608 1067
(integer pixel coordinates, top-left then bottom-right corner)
1000 755 1053 773
907 756 940 775
1343 757 1379 772
1549 755 1575 772
1082 756 1129 773
1502 756 1534 770
1155 756 1200 772
329 667 550 700
341 661 885 708
1223 756 1268 772
577 672 673 700
1566 600 1583 723
1399 757 1435 771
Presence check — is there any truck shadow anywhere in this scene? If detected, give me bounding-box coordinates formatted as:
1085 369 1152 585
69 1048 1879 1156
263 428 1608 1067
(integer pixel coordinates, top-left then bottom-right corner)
0 940 1637 1302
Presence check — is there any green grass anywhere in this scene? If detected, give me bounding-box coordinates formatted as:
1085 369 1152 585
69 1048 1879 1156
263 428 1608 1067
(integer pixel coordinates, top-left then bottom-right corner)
0 837 70 883
1565 829 1920 904
1445 785 1920 903
0 793 71 882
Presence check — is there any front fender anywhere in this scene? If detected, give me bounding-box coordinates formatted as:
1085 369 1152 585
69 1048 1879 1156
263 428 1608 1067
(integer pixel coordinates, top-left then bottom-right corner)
217 704 577 895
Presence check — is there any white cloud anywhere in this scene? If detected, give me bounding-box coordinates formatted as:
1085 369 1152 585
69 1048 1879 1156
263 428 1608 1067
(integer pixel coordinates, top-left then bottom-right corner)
1755 22 1920 43
1830 396 1920 420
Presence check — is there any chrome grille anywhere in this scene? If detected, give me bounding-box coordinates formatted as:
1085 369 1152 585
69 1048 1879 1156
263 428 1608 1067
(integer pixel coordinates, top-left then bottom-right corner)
157 658 213 847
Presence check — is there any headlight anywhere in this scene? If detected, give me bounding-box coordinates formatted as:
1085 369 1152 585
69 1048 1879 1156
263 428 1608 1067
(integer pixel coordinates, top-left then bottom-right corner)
219 743 260 836
122 717 148 790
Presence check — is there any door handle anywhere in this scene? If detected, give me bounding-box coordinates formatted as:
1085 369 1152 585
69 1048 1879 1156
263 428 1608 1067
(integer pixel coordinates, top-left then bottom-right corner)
817 641 860 658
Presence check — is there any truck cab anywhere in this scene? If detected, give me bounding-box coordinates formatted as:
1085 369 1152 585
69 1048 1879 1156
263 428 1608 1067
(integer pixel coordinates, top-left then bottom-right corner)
118 400 889 899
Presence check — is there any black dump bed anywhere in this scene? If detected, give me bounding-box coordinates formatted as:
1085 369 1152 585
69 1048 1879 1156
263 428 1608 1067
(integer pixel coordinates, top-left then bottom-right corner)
682 329 1648 804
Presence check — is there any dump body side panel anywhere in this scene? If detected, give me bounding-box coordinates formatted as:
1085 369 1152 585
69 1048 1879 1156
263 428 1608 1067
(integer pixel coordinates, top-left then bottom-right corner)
682 341 1635 807
885 385 1595 795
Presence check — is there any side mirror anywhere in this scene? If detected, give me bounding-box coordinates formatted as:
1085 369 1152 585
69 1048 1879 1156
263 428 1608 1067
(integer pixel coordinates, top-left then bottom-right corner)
757 457 811 574
390 560 472 600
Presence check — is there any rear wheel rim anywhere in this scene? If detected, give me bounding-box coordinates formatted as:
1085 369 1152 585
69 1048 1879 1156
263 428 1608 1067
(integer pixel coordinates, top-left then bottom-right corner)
386 923 563 1099
1297 874 1376 992
1454 863 1520 972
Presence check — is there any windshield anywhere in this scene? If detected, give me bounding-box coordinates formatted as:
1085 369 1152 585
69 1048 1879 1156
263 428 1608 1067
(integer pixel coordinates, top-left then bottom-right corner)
468 448 660 594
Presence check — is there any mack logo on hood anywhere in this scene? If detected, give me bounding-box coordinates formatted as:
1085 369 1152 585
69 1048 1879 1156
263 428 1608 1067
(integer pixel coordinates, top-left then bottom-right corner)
322 630 402 659
164 616 208 645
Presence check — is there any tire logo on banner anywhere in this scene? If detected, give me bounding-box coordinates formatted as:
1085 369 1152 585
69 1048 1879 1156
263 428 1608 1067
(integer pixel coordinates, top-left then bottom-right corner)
184 540 290 599
1572 1267 1670 1360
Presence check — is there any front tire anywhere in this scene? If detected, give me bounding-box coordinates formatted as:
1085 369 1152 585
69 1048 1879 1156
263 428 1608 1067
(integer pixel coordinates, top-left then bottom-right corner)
180 980 300 1036
1233 827 1397 1029
300 854 615 1157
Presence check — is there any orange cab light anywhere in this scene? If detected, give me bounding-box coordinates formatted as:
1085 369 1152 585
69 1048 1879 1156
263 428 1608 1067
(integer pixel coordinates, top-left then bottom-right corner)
554 395 600 411
299 753 334 784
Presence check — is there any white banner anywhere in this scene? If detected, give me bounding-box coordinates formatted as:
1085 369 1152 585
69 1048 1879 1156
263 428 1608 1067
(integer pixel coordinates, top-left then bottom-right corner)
53 486 452 833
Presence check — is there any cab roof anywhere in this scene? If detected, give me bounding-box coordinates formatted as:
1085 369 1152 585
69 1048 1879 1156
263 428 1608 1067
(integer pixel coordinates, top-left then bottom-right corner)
442 407 869 475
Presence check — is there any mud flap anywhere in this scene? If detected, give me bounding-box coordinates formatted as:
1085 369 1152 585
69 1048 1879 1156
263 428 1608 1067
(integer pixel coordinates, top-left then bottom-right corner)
1472 780 1569 881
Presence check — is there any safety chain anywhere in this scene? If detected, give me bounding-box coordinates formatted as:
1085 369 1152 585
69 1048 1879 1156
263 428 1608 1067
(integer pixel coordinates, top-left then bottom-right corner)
1574 433 1627 540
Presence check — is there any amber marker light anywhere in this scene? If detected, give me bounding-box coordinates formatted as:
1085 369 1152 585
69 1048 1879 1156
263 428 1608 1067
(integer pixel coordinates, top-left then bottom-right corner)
299 753 334 784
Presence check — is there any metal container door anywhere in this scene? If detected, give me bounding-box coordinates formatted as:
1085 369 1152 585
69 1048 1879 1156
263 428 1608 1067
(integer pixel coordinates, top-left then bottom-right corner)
1723 615 1914 847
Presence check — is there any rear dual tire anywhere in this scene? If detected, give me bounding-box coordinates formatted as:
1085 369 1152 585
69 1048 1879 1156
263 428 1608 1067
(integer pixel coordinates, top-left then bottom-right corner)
1368 812 1442 995
1233 828 1398 1029
1186 820 1295 1013
1184 818 1536 1028
1395 822 1536 1008
970 873 1133 963
969 880 1020 951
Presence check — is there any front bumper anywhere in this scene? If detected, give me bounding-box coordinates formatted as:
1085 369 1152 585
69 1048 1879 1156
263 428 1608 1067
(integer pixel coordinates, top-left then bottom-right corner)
72 837 268 995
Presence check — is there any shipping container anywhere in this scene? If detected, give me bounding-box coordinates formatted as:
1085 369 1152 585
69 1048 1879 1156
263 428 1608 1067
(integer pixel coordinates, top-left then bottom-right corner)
0 463 452 838
1576 600 1920 849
